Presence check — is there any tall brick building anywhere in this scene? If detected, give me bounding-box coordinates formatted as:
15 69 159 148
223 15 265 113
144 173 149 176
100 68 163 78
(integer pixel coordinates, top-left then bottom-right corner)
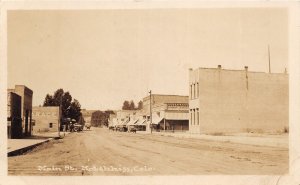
7 92 22 138
8 85 33 136
189 66 288 134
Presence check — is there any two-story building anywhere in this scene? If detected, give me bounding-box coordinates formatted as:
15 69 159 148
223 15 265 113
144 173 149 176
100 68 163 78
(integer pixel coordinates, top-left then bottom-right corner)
8 85 33 137
189 65 288 134
7 92 22 138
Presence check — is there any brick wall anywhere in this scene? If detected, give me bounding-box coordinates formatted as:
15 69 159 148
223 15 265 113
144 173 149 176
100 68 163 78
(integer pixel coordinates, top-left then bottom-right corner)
189 67 288 134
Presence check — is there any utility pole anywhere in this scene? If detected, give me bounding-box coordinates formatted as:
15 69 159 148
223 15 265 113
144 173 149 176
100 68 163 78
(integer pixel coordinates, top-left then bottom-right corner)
268 45 271 74
59 95 62 138
164 117 166 132
149 90 152 134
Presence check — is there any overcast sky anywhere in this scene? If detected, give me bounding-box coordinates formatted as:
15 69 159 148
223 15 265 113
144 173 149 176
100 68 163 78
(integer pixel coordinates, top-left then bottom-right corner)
7 8 288 110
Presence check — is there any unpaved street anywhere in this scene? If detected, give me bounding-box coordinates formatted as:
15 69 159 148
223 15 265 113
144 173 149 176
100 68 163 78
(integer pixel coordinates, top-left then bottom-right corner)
8 128 288 175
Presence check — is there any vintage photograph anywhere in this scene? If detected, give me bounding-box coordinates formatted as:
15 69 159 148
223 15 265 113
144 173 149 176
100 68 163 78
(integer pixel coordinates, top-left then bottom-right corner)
6 7 289 176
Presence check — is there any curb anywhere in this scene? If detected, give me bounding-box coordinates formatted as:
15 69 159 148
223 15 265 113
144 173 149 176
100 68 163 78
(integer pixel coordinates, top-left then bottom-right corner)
135 131 288 148
7 137 59 157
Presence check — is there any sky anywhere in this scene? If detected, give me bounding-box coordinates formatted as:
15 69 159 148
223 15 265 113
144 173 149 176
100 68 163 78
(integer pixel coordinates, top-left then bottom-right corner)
7 8 288 110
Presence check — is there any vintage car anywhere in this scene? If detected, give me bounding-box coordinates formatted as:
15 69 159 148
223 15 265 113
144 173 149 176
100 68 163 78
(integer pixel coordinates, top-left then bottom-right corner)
128 126 137 133
85 123 91 130
73 123 84 132
108 126 115 131
116 126 127 132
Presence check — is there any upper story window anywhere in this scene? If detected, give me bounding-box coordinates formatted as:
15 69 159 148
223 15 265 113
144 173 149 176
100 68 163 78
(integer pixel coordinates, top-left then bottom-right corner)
195 83 197 98
197 82 199 98
191 82 200 100
190 84 193 99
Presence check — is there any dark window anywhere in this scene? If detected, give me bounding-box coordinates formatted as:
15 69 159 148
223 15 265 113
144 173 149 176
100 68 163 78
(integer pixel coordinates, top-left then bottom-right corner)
190 85 192 99
49 123 53 128
190 110 193 125
195 83 197 98
197 109 199 125
197 82 199 98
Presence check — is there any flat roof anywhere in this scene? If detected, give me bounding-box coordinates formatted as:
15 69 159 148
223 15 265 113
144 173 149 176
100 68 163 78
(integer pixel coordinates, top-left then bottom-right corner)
191 67 288 75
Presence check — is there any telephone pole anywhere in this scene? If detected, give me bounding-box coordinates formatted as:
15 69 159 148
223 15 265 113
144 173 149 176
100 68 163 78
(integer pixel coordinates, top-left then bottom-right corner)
149 90 152 134
268 45 271 74
59 95 62 138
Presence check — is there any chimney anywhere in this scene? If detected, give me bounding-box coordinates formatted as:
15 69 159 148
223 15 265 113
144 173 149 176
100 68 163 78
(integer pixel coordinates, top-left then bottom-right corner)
218 65 222 69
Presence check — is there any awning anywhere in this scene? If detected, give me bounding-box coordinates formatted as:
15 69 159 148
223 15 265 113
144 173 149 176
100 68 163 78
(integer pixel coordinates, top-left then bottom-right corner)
120 119 129 126
151 115 163 125
127 119 139 126
136 119 146 125
164 112 189 120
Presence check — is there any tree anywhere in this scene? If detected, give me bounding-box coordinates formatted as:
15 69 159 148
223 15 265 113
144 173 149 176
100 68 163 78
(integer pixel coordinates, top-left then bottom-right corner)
91 111 104 127
105 110 115 115
43 94 54 105
43 89 82 121
122 100 139 110
61 92 72 118
53 89 64 106
91 110 114 127
137 100 143 110
78 115 85 125
68 99 82 121
122 100 130 110
129 100 135 110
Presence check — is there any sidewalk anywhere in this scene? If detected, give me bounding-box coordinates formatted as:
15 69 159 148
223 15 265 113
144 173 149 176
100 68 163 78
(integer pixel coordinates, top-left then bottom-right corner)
136 131 288 148
8 131 70 157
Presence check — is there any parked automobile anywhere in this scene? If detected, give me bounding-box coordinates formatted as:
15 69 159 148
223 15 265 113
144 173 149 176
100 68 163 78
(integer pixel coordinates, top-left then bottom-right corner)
85 123 91 130
109 126 115 131
73 123 84 132
117 126 127 132
128 126 137 133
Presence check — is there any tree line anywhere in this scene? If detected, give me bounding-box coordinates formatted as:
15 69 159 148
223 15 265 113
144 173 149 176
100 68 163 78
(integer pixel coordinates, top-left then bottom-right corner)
90 110 114 127
43 90 144 128
122 100 143 110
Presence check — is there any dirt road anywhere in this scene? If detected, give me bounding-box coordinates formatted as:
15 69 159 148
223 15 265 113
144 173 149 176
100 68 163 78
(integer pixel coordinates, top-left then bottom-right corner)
8 128 288 175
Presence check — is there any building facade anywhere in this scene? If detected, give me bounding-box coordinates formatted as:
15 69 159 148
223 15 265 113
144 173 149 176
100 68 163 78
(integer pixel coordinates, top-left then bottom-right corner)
8 85 33 136
108 112 117 127
7 92 22 138
142 94 188 115
151 102 189 132
126 110 147 131
143 94 189 132
189 66 289 134
115 110 137 126
32 106 61 133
